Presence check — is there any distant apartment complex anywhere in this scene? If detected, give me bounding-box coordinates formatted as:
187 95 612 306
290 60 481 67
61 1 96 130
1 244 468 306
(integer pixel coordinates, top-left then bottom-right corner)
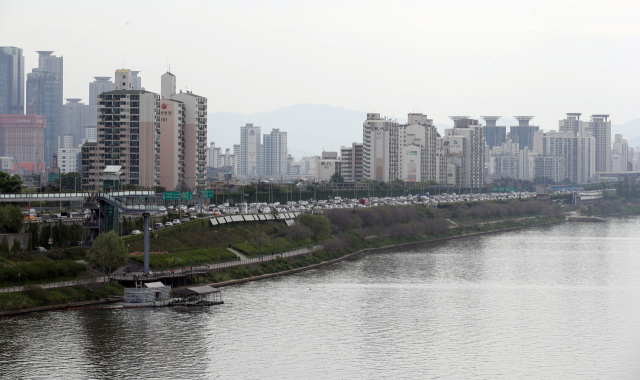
340 142 363 182
263 128 287 176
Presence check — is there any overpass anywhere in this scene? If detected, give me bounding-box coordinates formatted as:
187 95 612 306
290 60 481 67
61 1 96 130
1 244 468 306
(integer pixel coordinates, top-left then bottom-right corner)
1 190 159 275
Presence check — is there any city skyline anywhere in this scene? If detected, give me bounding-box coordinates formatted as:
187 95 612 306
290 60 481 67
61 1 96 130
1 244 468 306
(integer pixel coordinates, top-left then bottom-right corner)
2 0 638 135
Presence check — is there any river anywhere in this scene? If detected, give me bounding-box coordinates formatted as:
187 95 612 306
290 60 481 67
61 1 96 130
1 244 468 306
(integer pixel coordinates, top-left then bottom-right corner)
1 215 640 379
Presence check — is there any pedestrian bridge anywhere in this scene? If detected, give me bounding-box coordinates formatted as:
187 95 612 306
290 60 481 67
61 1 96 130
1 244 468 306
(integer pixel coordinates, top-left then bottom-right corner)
0 191 159 213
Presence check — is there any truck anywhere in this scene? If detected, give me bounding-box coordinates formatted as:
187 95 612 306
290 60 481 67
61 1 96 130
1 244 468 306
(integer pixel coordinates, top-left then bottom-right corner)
359 198 369 206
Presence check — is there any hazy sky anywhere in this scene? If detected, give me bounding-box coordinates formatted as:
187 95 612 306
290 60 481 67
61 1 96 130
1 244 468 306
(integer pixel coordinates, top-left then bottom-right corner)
3 0 639 132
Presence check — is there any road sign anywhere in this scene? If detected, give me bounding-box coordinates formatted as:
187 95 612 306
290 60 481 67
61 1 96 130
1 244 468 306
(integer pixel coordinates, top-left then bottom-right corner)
201 189 213 198
499 187 505 192
163 191 180 200
48 238 53 245
492 187 498 192
181 192 193 200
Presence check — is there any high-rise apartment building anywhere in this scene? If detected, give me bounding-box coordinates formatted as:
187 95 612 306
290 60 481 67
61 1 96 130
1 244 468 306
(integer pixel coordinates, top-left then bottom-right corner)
63 98 92 146
88 76 115 130
0 114 46 171
26 51 63 168
263 128 287 176
159 71 208 190
559 113 584 134
82 69 160 190
362 113 399 182
0 47 25 115
131 71 143 90
399 113 437 183
585 115 611 173
533 130 596 184
239 123 261 178
480 116 506 149
340 142 363 182
612 134 628 172
508 116 539 151
445 118 485 187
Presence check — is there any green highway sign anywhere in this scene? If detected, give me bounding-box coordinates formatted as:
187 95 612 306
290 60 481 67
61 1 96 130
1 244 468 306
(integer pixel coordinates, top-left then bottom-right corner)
499 187 505 192
492 187 498 192
181 192 193 200
201 189 214 198
163 191 180 200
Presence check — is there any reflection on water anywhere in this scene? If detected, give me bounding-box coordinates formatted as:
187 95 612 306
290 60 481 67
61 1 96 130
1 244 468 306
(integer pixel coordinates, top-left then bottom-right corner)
2 216 640 379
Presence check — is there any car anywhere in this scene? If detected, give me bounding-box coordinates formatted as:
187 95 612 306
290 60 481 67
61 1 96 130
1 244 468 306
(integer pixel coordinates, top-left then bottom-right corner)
190 216 197 220
172 219 181 225
33 246 47 253
131 230 142 235
165 222 173 227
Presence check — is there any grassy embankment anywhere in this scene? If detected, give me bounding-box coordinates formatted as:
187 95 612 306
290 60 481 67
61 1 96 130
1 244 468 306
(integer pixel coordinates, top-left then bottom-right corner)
123 217 329 268
202 199 569 283
0 283 124 312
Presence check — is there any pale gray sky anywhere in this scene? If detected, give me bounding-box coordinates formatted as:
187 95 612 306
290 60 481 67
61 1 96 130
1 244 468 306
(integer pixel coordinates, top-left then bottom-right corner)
3 0 639 131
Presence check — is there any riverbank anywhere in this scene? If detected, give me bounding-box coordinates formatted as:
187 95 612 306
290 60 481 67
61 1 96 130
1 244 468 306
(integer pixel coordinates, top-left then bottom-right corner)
205 216 568 289
0 283 124 316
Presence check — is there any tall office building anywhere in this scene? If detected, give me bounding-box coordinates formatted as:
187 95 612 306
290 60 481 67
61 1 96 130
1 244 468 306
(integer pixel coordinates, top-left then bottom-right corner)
362 113 399 182
0 47 25 115
263 128 287 176
159 71 208 190
26 51 63 168
508 116 539 151
239 123 261 178
445 118 485 187
63 98 92 146
82 69 160 190
480 116 506 149
585 115 611 173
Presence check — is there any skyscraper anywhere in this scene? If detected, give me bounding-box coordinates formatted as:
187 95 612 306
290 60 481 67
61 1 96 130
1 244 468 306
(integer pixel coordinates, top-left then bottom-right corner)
0 47 25 115
263 128 288 176
131 71 143 90
26 51 63 168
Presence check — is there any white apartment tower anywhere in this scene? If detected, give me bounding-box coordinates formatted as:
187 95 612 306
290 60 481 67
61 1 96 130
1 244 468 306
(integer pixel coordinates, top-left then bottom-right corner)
399 113 437 183
445 118 485 187
263 128 288 176
159 71 208 190
239 124 261 178
612 134 628 172
362 113 399 182
585 115 611 173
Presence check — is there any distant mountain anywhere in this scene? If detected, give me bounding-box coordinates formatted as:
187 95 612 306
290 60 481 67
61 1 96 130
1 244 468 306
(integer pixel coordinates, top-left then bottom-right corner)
612 118 640 147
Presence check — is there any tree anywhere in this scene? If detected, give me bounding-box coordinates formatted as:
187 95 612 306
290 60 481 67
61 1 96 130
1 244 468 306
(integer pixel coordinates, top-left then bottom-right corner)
296 214 331 239
91 230 128 277
250 233 269 253
0 205 24 233
54 172 81 191
0 171 23 193
330 172 344 183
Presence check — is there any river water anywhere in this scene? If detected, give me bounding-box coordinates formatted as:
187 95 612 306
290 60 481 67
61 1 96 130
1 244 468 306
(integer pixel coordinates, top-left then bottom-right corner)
1 216 640 379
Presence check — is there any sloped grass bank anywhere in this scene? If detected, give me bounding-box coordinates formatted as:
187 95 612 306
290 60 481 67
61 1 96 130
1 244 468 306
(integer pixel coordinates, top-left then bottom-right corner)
0 283 124 312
